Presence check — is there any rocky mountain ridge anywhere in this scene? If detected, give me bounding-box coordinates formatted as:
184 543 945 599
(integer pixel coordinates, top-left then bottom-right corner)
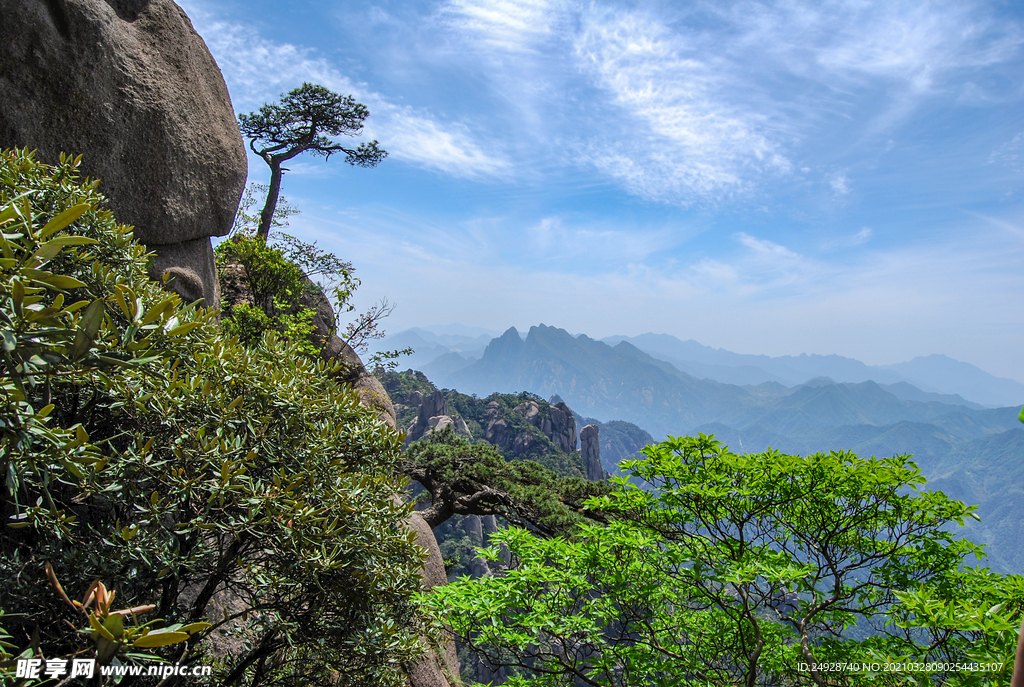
385 327 1024 574
384 370 607 481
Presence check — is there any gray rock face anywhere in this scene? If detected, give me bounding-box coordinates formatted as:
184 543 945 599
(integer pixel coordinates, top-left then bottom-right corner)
148 237 221 305
321 334 397 430
406 512 459 687
511 399 577 455
418 391 449 428
285 277 397 429
0 0 247 305
485 417 512 450
406 391 471 442
580 424 604 481
463 515 491 579
549 401 578 453
513 400 541 423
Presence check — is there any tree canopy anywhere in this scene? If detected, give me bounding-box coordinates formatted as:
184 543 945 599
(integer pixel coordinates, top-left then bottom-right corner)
239 83 386 240
424 434 1024 687
403 427 612 534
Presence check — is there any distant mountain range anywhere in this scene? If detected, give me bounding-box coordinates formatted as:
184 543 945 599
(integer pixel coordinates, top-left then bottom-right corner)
602 333 1024 408
374 325 1024 408
371 323 1024 572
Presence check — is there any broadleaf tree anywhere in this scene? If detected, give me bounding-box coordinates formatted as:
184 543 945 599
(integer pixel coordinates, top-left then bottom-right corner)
424 434 1024 687
239 82 387 240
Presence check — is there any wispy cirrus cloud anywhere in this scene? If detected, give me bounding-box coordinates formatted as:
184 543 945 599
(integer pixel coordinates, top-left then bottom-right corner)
573 8 790 205
990 132 1024 173
689 233 815 297
432 0 1023 204
439 0 566 52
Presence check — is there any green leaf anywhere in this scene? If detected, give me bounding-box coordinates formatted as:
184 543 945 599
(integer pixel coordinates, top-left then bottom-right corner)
179 622 212 634
70 299 105 360
165 322 200 338
34 274 88 291
103 613 125 639
132 630 190 648
39 203 91 238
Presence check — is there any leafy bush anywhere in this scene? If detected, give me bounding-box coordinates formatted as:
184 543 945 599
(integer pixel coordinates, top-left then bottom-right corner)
216 233 325 356
0 149 424 685
217 220 409 372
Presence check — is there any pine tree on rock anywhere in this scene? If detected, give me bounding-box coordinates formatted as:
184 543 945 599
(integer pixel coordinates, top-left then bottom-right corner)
239 82 387 240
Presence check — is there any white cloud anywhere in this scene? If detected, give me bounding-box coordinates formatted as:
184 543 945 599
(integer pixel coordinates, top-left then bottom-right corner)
819 227 873 252
573 8 789 205
439 0 564 52
178 0 510 180
829 172 850 196
851 227 872 245
715 0 1023 135
183 0 1023 204
736 233 800 261
366 110 512 178
516 215 677 266
565 1 1022 203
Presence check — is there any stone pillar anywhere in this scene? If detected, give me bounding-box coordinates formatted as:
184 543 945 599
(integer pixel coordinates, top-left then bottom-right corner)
580 424 604 481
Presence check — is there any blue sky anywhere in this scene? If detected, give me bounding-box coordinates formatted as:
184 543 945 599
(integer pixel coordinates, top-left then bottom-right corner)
180 0 1024 382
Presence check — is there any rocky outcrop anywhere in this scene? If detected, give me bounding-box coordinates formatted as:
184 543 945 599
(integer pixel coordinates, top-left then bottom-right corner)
484 401 513 449
580 424 604 481
0 0 247 306
402 390 471 443
548 402 577 453
406 513 461 687
509 399 577 454
463 516 491 579
323 334 398 431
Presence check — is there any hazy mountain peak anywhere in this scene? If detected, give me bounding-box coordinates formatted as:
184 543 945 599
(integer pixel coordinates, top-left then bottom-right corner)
800 377 837 388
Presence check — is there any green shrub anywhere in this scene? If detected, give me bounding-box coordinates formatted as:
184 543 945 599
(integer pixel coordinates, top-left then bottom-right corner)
216 234 324 356
0 149 424 685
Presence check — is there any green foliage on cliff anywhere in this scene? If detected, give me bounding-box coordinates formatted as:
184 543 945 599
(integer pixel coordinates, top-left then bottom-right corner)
426 434 1024 687
382 369 435 400
0 149 423 686
216 234 327 355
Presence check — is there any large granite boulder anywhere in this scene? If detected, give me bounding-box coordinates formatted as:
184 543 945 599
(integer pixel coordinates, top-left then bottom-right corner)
0 0 247 306
405 391 450 441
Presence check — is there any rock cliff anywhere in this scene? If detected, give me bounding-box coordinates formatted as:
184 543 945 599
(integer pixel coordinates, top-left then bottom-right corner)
385 371 588 478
